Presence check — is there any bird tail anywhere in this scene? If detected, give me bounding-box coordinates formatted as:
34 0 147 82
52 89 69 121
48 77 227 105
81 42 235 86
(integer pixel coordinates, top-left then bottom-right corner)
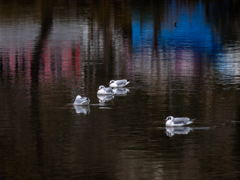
190 119 196 122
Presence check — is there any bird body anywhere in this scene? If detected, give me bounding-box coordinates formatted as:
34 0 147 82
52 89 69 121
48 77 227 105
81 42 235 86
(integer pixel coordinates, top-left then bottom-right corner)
109 79 130 87
165 116 195 126
97 85 113 95
73 95 90 106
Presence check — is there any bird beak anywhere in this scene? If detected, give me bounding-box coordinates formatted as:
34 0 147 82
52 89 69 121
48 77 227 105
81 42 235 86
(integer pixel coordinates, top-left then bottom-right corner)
164 119 166 121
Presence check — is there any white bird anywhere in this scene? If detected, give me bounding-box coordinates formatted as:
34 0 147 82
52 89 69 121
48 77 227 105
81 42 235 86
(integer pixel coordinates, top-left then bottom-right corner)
164 116 195 126
109 79 130 87
73 95 90 106
97 85 113 95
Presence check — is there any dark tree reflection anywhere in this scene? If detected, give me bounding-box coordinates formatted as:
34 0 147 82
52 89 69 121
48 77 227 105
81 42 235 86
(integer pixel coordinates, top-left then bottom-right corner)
30 0 53 176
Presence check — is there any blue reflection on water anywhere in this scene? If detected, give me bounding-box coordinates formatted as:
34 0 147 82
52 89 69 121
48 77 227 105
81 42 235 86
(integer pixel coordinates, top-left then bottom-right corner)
161 3 212 49
132 1 222 56
132 10 154 53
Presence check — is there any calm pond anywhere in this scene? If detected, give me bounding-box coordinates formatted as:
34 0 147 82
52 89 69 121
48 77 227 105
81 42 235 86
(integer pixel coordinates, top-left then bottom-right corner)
1 0 240 179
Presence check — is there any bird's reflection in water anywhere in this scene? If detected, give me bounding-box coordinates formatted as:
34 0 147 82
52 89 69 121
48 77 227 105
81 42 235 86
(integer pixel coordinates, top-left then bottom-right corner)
113 88 130 95
73 105 90 115
166 126 193 137
165 126 193 137
97 94 114 104
165 126 211 137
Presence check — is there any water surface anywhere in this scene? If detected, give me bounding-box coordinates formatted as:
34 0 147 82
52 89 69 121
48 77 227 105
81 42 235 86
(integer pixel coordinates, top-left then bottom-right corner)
1 0 240 179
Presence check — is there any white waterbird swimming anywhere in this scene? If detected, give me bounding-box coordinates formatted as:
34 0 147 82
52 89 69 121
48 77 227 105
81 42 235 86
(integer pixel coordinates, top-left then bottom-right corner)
73 95 90 106
97 85 113 95
109 79 130 87
165 116 195 126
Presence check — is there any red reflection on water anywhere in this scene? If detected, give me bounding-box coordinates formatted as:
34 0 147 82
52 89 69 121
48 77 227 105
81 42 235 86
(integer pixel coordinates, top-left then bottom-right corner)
0 39 82 89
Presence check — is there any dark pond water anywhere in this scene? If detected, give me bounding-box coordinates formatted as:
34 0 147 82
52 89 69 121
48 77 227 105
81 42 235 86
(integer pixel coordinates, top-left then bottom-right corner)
1 0 240 179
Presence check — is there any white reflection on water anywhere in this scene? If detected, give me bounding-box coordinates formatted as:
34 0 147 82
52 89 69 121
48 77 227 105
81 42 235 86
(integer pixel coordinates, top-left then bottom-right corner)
216 48 240 84
165 126 211 137
73 105 90 115
113 87 130 95
97 94 114 104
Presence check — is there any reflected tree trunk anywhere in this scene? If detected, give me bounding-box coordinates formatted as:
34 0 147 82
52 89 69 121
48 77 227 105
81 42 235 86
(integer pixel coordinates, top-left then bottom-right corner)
30 0 53 175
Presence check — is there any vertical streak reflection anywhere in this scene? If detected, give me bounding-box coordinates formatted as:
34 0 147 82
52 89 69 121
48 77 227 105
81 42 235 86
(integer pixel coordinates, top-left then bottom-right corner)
30 1 53 176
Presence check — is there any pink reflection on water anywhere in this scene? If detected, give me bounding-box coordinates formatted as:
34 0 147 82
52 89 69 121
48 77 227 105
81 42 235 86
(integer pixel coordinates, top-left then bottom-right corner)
1 39 82 86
